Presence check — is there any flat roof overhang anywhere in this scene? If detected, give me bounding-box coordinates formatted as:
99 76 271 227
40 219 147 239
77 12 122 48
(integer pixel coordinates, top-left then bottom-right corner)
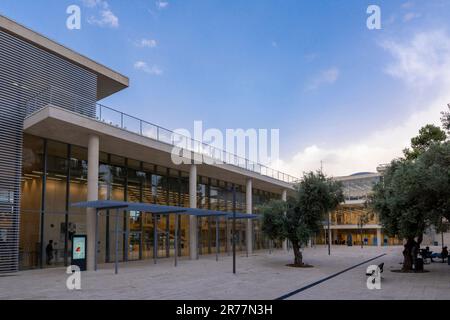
0 15 129 100
24 105 295 195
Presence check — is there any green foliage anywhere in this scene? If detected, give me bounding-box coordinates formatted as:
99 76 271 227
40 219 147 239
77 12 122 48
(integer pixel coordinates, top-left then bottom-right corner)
261 171 344 247
371 142 450 240
260 200 287 242
371 110 450 270
441 104 450 135
403 124 446 160
417 142 450 223
357 209 370 227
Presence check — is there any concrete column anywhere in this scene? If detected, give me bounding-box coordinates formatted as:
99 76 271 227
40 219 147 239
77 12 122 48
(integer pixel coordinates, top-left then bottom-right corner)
189 165 197 260
281 189 288 251
377 228 382 247
86 134 99 271
246 178 253 255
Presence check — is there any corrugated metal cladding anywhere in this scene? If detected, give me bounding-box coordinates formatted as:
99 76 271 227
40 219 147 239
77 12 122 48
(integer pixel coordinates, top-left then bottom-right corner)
0 29 97 273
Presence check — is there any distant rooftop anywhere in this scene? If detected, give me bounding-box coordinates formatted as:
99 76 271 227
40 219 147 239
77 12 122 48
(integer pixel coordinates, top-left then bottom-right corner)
334 172 381 181
350 172 375 176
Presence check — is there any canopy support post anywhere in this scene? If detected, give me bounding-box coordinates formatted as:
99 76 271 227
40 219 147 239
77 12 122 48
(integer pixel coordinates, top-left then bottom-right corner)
174 213 178 267
196 216 199 260
153 214 157 264
216 216 219 262
115 208 119 274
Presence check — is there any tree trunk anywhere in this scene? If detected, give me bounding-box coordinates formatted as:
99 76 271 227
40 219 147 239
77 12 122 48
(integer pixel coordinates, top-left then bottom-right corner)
292 242 303 266
417 234 423 247
360 228 363 248
402 237 416 272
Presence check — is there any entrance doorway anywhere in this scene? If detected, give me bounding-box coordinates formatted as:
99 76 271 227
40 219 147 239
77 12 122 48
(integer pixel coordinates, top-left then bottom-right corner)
347 234 353 246
128 231 141 261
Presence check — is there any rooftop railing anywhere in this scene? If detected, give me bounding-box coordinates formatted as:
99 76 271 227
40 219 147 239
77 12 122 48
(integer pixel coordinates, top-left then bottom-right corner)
25 86 299 184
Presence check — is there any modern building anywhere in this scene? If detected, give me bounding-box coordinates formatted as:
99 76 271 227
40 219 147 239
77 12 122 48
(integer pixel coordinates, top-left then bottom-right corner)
0 15 297 273
318 172 402 247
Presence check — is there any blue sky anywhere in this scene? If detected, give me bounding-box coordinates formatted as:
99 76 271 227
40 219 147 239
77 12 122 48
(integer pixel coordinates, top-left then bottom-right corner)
2 0 450 176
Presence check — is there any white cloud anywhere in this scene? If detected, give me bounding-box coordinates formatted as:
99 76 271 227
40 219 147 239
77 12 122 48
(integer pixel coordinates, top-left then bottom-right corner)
83 0 119 28
88 9 119 28
401 1 415 9
276 30 450 178
82 0 107 8
274 97 444 177
306 67 340 91
381 30 450 86
156 1 169 9
137 39 158 48
134 61 163 75
403 12 421 22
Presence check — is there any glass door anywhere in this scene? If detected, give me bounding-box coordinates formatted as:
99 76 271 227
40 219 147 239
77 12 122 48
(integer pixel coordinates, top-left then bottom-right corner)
128 231 141 261
128 211 142 261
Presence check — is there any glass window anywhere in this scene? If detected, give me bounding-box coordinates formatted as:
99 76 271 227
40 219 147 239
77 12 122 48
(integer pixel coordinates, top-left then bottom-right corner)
68 145 89 263
43 140 69 267
20 135 44 269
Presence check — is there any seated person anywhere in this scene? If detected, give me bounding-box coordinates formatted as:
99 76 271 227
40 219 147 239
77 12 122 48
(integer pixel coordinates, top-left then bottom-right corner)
431 246 448 262
420 247 432 262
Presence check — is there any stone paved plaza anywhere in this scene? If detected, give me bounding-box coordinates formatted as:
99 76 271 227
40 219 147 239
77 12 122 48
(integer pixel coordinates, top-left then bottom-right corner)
0 246 449 300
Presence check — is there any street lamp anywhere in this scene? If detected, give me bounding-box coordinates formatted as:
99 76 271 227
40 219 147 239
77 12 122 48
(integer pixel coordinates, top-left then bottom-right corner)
327 213 331 255
357 217 364 248
322 216 331 255
357 212 370 248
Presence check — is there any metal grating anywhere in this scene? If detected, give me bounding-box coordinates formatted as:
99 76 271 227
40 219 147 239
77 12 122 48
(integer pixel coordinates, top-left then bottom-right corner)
0 29 97 273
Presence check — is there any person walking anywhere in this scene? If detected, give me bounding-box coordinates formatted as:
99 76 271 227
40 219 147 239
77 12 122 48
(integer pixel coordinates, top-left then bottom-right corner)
45 240 54 265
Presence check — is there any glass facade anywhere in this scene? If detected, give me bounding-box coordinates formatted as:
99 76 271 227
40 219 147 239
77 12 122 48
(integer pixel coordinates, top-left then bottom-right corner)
339 175 380 202
328 205 381 245
314 174 403 246
316 227 403 247
331 204 378 226
19 134 279 270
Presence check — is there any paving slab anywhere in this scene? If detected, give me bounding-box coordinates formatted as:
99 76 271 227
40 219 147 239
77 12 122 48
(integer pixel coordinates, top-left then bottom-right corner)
0 246 448 300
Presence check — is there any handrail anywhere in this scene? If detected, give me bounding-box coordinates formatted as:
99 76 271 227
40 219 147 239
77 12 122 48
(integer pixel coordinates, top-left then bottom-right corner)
25 86 299 184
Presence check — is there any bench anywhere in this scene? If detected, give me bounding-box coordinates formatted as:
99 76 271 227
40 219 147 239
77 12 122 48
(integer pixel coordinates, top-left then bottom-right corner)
366 262 384 276
419 249 432 264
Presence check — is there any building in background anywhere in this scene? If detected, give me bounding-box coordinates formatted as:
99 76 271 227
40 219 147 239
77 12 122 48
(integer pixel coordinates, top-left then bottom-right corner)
0 15 297 273
317 171 402 247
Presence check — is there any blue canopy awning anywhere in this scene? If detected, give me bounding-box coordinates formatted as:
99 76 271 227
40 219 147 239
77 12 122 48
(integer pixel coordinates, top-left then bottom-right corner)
71 200 259 219
226 213 261 219
71 200 261 274
71 200 186 214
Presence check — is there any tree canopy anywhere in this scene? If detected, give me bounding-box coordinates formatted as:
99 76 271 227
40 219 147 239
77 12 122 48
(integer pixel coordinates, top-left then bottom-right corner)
261 171 343 266
441 104 450 134
371 140 450 271
403 124 446 160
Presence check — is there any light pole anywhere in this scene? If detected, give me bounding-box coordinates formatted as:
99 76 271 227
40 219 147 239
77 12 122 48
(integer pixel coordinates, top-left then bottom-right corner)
358 217 363 248
357 213 368 248
327 213 331 255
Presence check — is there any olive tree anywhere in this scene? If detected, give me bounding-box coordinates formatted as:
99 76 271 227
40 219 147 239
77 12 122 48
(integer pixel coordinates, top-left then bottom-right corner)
370 142 450 271
261 171 343 266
